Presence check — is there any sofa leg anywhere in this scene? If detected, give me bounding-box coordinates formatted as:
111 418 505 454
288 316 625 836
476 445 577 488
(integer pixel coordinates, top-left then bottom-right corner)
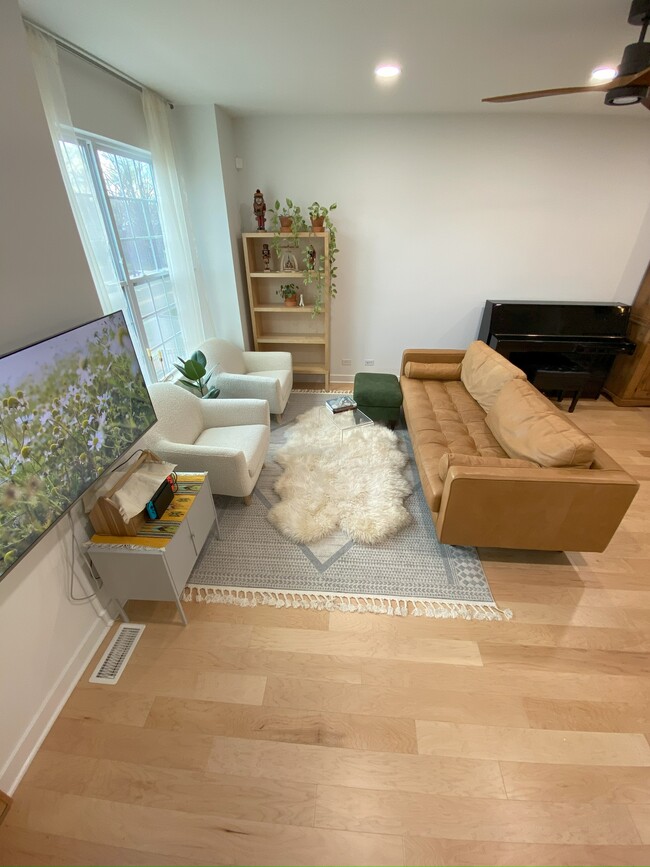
243 494 253 506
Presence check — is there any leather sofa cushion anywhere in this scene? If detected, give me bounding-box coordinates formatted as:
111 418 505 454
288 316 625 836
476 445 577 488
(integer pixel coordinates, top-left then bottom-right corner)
404 361 462 380
486 379 596 468
460 340 527 412
401 376 507 512
438 452 539 481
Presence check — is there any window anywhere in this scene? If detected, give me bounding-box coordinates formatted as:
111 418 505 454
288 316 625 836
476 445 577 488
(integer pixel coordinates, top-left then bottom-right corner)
64 135 185 381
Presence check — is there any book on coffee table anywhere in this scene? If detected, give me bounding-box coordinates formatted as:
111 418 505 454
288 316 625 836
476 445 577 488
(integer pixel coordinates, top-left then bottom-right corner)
325 396 357 414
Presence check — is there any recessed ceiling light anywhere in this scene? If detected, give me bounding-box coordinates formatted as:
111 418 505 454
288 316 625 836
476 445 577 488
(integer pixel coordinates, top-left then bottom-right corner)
590 66 617 83
375 64 401 79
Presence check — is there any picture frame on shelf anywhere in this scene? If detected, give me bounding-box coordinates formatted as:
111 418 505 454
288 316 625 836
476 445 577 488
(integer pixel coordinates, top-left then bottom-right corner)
280 251 298 272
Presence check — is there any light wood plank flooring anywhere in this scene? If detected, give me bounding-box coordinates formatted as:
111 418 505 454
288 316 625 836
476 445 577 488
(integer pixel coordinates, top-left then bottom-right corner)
1 396 649 866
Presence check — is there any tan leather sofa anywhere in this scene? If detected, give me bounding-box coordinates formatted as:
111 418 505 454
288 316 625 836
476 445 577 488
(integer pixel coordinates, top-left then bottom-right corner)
400 341 639 551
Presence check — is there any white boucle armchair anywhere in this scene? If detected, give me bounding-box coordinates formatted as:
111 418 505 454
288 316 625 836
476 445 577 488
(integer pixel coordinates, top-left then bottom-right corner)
198 338 292 421
144 383 270 504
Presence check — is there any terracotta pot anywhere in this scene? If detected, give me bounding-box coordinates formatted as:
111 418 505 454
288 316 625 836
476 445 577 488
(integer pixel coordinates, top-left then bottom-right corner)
284 296 298 306
310 217 325 232
279 216 293 233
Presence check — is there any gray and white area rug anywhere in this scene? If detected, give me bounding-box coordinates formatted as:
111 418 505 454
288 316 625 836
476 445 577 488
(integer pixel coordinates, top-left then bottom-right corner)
184 391 512 620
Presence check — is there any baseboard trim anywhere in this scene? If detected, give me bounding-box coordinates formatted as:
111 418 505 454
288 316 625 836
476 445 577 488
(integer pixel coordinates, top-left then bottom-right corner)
0 614 113 795
329 374 355 384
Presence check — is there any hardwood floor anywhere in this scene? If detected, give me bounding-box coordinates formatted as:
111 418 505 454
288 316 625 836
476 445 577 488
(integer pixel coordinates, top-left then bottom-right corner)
1 397 649 866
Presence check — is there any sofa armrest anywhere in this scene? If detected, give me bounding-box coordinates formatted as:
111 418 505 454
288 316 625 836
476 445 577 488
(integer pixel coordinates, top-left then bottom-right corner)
436 465 639 552
401 349 466 376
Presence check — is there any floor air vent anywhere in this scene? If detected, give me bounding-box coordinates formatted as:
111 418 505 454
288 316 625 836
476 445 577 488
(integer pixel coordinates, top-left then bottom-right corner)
89 623 145 684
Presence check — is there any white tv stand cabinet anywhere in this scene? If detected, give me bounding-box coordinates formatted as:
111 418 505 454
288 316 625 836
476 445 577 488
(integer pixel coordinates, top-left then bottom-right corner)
87 473 218 626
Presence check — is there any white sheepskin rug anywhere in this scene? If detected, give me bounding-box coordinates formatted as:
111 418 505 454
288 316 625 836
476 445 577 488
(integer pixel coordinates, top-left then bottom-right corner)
267 407 412 544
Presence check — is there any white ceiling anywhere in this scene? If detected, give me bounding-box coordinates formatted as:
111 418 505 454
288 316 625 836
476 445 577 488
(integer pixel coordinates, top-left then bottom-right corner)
17 0 649 118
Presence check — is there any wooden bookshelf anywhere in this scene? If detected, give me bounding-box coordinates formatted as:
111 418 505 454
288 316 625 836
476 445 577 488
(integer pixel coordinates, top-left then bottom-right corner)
242 232 331 388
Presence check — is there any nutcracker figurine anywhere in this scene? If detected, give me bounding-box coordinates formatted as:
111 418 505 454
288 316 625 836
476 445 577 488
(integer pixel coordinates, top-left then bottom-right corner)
262 243 271 272
253 189 266 231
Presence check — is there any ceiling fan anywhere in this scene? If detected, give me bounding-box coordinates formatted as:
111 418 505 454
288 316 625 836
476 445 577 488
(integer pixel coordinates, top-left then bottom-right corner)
483 0 650 108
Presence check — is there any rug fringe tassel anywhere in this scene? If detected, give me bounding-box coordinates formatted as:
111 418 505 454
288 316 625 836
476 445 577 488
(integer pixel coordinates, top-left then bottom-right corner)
182 585 512 621
291 389 352 394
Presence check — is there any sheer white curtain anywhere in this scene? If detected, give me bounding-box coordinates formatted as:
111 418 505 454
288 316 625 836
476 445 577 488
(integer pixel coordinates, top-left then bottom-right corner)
25 24 123 317
142 88 212 352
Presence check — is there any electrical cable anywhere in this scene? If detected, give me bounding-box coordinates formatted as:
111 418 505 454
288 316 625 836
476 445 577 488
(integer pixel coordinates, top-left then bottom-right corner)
68 512 100 601
108 448 145 475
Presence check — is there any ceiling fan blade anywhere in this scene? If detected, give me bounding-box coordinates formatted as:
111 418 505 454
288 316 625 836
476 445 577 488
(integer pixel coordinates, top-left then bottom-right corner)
623 65 650 86
483 67 650 104
482 85 610 103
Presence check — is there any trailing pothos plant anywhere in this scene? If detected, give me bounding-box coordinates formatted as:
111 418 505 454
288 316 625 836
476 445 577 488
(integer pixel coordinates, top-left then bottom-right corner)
267 198 339 316
268 198 308 260
303 202 338 316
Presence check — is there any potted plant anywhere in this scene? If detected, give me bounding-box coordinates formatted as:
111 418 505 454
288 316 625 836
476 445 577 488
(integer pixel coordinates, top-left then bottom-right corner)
173 350 219 398
308 201 336 233
269 199 308 235
276 283 299 306
304 202 339 315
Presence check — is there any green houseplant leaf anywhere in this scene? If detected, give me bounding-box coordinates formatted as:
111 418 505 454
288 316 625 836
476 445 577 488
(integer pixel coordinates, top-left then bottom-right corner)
174 354 210 395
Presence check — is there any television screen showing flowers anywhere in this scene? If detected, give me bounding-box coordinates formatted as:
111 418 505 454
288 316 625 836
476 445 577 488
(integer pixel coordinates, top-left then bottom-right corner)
0 311 157 581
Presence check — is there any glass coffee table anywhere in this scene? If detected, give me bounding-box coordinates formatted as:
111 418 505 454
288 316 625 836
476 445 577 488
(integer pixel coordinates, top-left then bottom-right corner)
320 405 374 443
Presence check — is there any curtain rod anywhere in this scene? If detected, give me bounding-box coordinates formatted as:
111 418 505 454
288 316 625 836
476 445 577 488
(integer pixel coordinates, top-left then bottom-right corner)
23 18 174 108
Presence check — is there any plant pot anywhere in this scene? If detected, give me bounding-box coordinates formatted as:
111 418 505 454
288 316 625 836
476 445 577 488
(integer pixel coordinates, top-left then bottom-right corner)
310 217 325 232
279 216 293 233
284 296 298 307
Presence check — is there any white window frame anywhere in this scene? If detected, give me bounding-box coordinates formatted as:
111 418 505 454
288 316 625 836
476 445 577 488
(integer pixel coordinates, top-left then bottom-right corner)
74 131 185 381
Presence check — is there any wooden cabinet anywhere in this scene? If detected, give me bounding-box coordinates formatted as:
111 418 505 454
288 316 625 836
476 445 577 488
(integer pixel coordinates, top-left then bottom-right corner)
605 265 650 406
242 231 330 388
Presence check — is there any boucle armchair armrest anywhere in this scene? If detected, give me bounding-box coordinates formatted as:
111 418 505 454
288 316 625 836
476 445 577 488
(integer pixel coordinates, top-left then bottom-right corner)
199 398 270 428
436 464 639 552
243 351 292 372
214 371 279 401
152 439 245 461
152 439 252 496
401 349 466 376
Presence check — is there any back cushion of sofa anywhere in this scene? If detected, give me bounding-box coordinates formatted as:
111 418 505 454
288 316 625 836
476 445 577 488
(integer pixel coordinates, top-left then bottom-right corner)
460 340 527 412
486 379 596 468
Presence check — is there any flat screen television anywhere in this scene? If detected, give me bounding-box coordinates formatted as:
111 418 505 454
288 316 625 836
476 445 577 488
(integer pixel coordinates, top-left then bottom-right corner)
0 311 157 582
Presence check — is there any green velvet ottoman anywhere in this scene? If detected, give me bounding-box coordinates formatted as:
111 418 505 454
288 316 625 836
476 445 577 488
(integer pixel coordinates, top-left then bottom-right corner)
353 372 403 429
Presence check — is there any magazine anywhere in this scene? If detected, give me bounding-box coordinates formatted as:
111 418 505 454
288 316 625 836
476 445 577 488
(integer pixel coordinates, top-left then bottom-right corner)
325 395 357 414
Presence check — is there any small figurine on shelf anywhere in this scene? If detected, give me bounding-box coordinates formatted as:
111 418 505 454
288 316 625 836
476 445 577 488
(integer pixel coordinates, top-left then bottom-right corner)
261 243 271 272
253 189 266 231
306 244 316 270
299 293 305 307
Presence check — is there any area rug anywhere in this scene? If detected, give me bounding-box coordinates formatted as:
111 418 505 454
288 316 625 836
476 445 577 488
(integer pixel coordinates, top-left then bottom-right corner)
268 407 412 544
184 392 512 620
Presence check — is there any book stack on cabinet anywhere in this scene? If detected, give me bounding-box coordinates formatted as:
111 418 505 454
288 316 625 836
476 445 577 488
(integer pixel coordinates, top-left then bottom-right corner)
242 232 330 388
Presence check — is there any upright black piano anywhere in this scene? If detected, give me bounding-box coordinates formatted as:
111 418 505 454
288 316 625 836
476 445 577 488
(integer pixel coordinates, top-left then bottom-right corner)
477 301 636 406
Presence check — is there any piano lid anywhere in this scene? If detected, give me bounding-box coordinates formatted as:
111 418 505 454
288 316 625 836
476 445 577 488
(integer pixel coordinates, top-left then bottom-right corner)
478 301 631 341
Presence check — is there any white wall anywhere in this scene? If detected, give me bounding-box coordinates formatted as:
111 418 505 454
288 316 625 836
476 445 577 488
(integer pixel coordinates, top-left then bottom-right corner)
214 107 253 348
0 0 110 793
233 114 650 378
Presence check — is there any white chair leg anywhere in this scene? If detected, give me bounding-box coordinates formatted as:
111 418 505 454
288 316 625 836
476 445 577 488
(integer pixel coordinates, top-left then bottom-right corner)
275 413 283 423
